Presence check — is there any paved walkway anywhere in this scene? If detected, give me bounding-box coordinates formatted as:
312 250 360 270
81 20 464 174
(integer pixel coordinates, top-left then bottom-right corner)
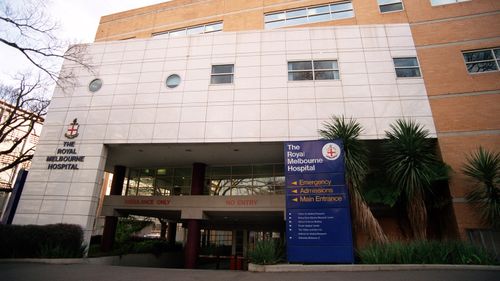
1 263 499 281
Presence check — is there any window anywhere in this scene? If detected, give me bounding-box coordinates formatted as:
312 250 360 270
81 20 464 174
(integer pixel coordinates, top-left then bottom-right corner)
264 2 354 29
165 74 181 88
462 48 500 73
211 64 234 84
378 0 404 13
430 0 469 6
152 21 223 38
126 167 192 196
393 57 421 77
207 164 284 196
88 79 102 92
288 60 339 81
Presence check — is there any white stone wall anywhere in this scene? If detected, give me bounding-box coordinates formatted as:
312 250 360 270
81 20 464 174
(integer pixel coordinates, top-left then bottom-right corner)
13 24 435 240
51 23 435 144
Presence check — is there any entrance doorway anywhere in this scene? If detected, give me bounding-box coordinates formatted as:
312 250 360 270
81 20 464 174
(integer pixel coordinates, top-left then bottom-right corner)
198 228 284 270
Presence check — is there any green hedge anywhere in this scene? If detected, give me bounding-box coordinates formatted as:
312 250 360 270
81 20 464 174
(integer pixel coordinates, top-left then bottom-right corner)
0 224 85 258
358 240 497 265
88 238 183 257
117 239 182 257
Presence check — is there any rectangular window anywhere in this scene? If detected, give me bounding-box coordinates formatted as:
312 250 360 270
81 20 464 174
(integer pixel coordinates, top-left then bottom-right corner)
430 0 469 6
378 0 404 13
330 2 354 20
125 167 192 196
288 60 339 81
264 2 354 29
462 48 500 73
393 57 421 77
168 29 186 38
211 64 234 84
152 21 223 38
206 164 284 196
205 22 223 33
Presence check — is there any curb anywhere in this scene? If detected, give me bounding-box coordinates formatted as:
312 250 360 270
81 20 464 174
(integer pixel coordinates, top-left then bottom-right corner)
248 263 500 272
0 258 86 265
0 256 118 265
2 259 499 272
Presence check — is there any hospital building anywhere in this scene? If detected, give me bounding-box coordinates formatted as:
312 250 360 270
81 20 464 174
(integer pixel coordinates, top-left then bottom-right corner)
11 0 500 268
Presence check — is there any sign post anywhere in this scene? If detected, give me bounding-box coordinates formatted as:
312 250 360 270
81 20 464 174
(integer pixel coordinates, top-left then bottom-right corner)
284 140 354 263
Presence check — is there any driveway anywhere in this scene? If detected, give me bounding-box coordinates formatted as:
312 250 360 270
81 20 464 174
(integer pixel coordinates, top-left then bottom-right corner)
0 263 498 281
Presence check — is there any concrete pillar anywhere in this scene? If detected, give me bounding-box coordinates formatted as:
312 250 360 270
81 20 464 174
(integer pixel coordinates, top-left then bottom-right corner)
201 229 207 247
183 162 206 268
100 216 118 252
184 219 201 269
242 230 248 257
100 165 126 252
231 230 237 255
167 222 177 245
190 163 206 195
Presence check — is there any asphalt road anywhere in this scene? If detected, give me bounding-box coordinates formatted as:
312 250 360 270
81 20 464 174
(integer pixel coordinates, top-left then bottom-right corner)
0 263 499 281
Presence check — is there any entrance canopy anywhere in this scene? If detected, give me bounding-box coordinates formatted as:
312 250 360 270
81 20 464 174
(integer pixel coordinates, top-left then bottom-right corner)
102 195 285 231
104 142 285 171
102 142 287 231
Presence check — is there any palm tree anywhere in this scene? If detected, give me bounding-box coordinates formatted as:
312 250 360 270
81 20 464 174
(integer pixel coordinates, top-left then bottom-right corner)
462 147 500 229
319 115 388 244
383 119 439 240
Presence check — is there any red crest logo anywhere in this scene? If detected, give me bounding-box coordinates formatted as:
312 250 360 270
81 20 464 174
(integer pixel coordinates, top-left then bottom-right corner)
65 118 79 139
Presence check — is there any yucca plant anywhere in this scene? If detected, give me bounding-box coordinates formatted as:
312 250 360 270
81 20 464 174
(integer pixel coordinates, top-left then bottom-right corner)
462 147 500 229
248 240 285 265
384 119 439 240
319 115 388 244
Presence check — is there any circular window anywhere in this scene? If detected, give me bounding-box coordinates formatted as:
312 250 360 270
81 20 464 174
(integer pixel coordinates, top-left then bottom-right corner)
88 78 103 92
165 74 181 88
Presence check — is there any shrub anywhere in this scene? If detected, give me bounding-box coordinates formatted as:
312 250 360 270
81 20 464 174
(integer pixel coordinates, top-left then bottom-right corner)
358 240 496 265
87 238 183 257
128 240 181 256
0 224 84 258
462 147 500 229
200 244 232 256
115 217 152 244
38 244 86 258
248 240 285 265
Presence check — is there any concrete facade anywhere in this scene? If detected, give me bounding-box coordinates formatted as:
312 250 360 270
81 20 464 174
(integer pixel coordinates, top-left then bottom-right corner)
13 22 435 242
12 0 500 248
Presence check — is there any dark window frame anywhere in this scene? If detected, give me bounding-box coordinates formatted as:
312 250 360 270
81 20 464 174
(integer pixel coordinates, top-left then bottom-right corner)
377 0 404 13
264 1 354 29
393 57 422 78
210 64 234 84
462 48 500 74
152 21 223 38
430 0 470 7
288 60 340 81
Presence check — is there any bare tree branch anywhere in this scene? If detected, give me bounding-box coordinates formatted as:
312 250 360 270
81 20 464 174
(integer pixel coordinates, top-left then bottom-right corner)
0 1 94 186
0 0 93 89
0 146 35 173
0 76 46 176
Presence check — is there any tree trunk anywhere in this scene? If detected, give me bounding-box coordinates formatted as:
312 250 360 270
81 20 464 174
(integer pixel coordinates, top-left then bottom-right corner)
350 186 388 244
407 188 427 240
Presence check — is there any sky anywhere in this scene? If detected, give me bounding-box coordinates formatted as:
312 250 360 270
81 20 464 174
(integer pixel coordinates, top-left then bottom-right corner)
48 0 170 43
0 0 169 84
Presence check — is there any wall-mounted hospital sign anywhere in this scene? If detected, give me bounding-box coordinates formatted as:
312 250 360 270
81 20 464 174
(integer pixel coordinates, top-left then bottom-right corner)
284 140 354 263
45 118 85 170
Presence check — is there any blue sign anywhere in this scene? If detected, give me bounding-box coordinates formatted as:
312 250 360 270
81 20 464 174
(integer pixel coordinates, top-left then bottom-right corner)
285 140 354 263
